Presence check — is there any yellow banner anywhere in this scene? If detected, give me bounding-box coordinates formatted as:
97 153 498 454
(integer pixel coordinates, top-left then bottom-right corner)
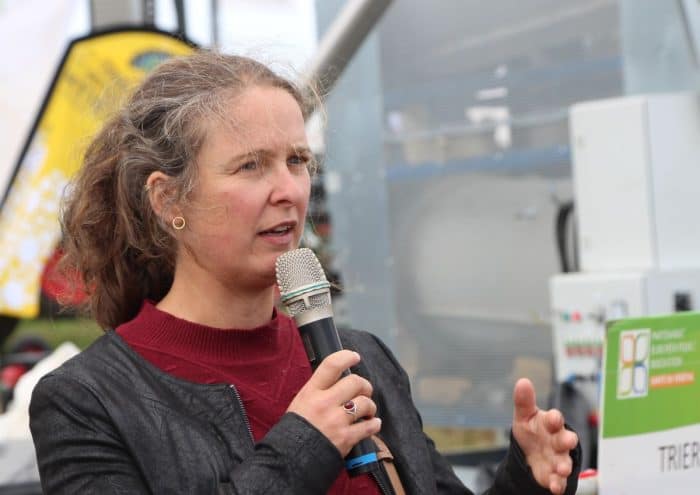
0 30 194 317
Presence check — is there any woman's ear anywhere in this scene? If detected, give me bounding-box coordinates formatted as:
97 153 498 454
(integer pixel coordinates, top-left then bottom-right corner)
146 171 179 220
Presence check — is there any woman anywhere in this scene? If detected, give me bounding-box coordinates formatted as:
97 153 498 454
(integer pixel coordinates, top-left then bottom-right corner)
29 50 580 494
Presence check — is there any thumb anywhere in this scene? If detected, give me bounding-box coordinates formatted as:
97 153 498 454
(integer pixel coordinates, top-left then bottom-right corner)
513 378 538 422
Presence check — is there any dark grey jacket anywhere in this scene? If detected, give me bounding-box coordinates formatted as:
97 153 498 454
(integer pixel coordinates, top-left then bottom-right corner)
29 328 580 494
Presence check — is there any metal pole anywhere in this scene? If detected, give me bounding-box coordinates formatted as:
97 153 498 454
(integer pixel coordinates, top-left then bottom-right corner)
173 0 187 39
143 0 155 27
90 0 144 30
302 0 393 111
211 0 220 48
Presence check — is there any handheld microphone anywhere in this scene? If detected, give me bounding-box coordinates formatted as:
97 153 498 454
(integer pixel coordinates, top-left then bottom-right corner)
275 248 379 477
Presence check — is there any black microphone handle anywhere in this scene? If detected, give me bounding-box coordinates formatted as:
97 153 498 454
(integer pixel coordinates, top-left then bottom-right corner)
297 317 379 477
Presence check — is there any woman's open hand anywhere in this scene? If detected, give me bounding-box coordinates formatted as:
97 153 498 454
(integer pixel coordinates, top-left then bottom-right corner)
511 378 579 494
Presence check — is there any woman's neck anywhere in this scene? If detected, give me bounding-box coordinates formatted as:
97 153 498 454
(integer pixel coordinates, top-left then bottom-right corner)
157 271 276 330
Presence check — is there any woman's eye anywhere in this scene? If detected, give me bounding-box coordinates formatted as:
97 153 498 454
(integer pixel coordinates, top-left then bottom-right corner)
288 154 309 166
238 160 258 172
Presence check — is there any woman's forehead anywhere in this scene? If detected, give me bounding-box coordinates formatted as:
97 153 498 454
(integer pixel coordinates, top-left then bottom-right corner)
204 87 307 147
193 88 308 169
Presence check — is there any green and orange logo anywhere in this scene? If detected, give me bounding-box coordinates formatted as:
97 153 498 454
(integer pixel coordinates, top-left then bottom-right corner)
617 329 650 399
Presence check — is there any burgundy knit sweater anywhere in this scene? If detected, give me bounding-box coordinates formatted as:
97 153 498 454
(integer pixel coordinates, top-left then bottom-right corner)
116 301 381 494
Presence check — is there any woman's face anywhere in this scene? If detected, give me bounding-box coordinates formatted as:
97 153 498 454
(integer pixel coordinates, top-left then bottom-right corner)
177 85 312 290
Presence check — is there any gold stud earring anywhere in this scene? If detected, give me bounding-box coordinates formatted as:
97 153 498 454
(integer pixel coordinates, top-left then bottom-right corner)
172 216 186 230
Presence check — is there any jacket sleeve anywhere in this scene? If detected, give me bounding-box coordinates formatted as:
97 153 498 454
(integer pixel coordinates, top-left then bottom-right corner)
368 333 581 495
30 372 345 495
29 373 150 494
484 430 581 495
223 412 345 494
422 428 477 494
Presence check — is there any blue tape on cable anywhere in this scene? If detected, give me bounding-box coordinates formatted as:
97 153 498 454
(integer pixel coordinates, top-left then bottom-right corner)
345 452 378 469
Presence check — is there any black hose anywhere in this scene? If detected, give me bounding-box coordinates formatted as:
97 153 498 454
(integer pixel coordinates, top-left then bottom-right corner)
555 200 575 272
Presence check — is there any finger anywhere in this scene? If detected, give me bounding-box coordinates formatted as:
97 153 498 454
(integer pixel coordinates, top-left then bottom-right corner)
328 374 373 404
344 395 377 421
544 409 564 433
556 457 573 477
346 417 382 445
307 350 361 390
548 474 565 495
512 378 538 422
555 430 579 452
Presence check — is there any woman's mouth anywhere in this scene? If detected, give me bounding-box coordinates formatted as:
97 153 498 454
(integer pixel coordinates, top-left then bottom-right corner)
259 224 294 236
258 222 297 245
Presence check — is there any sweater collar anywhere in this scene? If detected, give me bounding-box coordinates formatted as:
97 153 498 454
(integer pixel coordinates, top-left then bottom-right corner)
116 300 288 363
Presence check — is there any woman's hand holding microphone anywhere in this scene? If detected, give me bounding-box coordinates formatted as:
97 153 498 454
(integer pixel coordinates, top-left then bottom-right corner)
287 350 381 457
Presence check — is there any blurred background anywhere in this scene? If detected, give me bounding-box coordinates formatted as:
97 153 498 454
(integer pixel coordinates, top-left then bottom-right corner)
1 0 700 492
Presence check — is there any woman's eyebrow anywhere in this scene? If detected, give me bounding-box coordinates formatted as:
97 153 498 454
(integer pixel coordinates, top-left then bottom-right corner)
290 144 312 154
228 150 260 162
221 145 311 168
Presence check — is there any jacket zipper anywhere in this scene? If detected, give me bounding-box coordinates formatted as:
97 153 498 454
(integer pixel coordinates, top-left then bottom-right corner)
229 384 255 445
371 470 391 495
370 462 396 495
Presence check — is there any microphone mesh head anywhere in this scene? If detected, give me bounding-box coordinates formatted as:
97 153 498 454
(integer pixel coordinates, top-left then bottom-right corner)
275 248 332 317
276 248 327 293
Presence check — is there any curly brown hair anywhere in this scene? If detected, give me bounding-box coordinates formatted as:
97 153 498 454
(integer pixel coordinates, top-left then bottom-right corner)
60 50 318 329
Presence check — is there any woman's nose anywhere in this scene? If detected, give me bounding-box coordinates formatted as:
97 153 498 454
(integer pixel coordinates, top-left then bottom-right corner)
268 163 307 205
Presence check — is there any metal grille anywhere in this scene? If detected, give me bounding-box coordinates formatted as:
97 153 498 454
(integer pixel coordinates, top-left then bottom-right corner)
275 248 328 294
276 248 333 317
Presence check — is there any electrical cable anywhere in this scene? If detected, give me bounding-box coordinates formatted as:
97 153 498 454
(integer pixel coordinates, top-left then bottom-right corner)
555 200 575 272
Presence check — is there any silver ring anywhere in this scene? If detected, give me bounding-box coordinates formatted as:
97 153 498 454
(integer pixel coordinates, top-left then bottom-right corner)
343 400 358 418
